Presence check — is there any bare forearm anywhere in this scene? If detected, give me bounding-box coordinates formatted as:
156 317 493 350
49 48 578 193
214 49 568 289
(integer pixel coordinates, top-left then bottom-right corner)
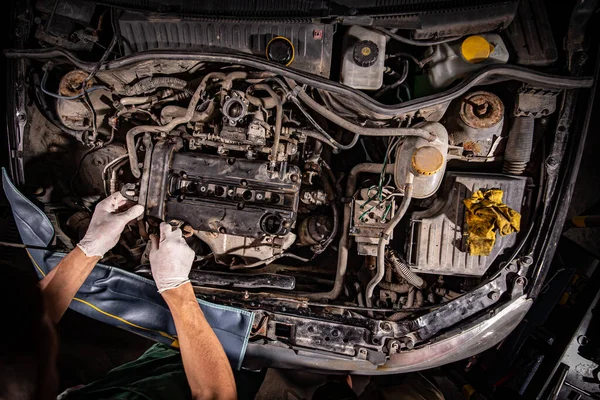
163 283 237 400
39 246 100 324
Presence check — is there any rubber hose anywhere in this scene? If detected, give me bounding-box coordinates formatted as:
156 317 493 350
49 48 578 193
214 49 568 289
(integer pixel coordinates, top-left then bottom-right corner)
378 281 411 294
354 282 365 307
405 288 416 308
285 78 436 142
249 84 282 168
391 254 425 289
246 87 285 109
126 72 226 178
301 129 360 151
296 89 435 140
9 49 593 118
415 290 425 308
372 27 461 46
123 77 187 96
365 174 414 307
160 103 215 123
503 117 535 175
305 163 395 301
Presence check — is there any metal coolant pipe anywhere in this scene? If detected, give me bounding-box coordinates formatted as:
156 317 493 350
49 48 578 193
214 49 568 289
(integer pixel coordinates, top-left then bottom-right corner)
365 172 415 308
305 163 394 301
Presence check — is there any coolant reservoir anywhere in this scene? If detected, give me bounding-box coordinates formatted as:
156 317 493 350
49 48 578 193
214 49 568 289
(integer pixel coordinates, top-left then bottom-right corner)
426 34 509 89
394 122 448 199
340 26 386 90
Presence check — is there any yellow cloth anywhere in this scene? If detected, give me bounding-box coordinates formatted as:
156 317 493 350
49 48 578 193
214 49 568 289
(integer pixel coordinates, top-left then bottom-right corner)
463 189 521 256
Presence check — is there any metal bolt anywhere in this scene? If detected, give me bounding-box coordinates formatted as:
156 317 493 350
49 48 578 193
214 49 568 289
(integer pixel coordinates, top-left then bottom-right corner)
577 335 589 346
403 338 415 350
521 256 534 265
380 322 392 331
546 156 559 168
515 277 527 287
256 193 264 200
290 174 298 182
387 340 400 354
488 291 500 301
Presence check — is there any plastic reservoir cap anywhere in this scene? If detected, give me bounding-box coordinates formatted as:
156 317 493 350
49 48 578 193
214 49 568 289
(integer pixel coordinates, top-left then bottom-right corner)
412 146 444 176
353 40 379 67
461 36 495 64
266 36 295 66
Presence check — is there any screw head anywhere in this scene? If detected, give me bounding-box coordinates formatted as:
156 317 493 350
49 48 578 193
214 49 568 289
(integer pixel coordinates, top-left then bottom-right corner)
522 256 534 265
488 291 500 301
515 277 527 287
380 322 392 331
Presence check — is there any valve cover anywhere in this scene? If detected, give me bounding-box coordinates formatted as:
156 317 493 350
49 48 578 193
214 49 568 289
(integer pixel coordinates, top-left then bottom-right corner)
144 144 301 239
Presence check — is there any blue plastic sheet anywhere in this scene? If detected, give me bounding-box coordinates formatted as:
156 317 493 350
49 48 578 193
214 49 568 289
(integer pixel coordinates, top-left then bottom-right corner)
2 168 253 370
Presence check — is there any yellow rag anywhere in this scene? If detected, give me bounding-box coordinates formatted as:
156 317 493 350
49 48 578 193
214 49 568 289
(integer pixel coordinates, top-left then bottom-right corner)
463 189 521 256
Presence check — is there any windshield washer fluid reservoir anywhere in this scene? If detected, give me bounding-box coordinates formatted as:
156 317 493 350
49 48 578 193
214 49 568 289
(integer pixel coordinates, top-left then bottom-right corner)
426 34 509 89
394 122 448 199
340 26 386 90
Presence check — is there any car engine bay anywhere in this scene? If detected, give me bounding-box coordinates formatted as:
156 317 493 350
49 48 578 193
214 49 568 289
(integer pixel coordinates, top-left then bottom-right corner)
4 0 598 371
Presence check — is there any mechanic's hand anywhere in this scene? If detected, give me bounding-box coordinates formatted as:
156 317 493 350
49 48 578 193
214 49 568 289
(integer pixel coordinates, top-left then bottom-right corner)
77 192 144 258
149 222 195 293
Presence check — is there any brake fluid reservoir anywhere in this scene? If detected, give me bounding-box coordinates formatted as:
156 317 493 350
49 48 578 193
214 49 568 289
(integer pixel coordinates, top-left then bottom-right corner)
340 26 386 90
394 122 448 199
426 34 509 89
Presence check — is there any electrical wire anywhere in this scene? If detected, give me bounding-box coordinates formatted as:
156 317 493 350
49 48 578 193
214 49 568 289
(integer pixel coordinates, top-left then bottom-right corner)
40 69 108 100
386 52 435 68
374 59 409 100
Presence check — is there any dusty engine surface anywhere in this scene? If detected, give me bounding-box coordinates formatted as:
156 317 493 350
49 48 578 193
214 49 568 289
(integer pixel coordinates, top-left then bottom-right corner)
145 151 301 238
14 0 596 368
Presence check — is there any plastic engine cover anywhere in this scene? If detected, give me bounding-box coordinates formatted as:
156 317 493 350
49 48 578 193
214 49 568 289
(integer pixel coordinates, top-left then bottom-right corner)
408 172 528 277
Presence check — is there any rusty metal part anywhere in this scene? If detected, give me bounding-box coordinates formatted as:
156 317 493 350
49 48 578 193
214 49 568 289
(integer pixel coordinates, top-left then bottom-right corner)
58 70 93 96
459 91 504 129
449 91 505 157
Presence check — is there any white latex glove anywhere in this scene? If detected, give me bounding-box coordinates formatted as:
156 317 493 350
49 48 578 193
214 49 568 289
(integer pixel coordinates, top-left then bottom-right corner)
149 222 195 293
77 193 144 257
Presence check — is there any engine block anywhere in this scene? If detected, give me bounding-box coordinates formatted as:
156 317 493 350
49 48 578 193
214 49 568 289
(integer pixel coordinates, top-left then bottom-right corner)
144 142 301 239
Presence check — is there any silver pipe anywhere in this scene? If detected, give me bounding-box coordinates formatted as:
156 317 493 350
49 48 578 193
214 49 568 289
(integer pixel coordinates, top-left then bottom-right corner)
365 173 414 307
305 163 395 301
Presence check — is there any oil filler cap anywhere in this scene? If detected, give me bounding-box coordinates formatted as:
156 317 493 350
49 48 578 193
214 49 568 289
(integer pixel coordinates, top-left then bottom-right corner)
353 40 379 67
461 36 494 64
266 36 295 66
412 146 444 176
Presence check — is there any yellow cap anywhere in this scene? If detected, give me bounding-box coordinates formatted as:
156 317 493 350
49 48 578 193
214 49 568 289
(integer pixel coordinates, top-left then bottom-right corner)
412 146 444 176
461 36 494 64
